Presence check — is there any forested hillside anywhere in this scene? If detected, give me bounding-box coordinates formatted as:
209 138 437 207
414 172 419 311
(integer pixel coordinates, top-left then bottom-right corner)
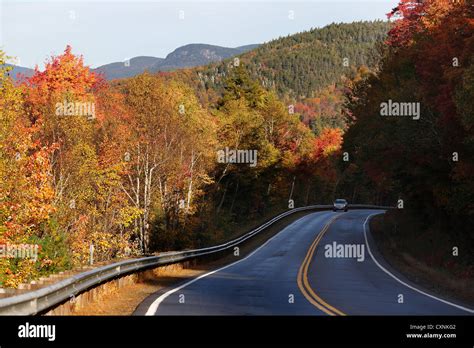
176 21 389 136
339 0 474 279
194 21 389 98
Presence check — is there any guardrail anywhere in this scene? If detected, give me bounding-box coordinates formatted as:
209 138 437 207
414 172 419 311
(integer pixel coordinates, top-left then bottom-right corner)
0 204 391 315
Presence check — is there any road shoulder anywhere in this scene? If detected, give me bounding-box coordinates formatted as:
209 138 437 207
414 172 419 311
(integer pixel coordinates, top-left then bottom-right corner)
368 213 474 310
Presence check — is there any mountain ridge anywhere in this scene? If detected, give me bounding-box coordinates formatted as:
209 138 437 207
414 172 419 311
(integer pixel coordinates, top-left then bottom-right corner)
192 20 391 99
6 43 260 80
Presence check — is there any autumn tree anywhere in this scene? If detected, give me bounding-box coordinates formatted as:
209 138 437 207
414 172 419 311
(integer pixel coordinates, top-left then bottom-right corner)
23 46 138 264
0 51 56 286
119 73 216 252
342 0 474 272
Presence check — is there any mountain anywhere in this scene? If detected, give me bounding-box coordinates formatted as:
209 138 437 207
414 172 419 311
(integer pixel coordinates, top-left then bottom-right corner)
4 43 260 81
192 21 391 99
156 44 257 71
94 43 259 79
5 64 34 79
234 44 260 53
5 19 390 90
93 56 164 80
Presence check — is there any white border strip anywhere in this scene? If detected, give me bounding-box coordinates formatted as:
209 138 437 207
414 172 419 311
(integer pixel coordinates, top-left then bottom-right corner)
363 213 474 314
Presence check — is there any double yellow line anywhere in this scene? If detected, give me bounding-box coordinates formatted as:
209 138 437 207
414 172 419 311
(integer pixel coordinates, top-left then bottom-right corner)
297 213 346 316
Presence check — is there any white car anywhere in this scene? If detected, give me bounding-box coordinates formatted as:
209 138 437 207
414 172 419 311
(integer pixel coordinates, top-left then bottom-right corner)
333 199 348 212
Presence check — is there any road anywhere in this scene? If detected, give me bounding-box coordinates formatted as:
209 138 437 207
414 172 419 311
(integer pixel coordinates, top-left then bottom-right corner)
137 209 473 316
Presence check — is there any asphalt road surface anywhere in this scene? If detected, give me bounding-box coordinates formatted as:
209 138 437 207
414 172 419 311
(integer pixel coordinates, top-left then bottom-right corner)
137 210 473 316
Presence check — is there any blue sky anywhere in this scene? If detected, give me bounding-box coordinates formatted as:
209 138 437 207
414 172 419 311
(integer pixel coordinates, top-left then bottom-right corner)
1 0 399 68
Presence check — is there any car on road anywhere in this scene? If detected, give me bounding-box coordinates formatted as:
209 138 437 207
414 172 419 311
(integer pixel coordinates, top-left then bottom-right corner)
333 199 348 212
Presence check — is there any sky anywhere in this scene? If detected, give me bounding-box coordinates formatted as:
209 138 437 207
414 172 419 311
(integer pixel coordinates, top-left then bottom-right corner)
0 0 399 69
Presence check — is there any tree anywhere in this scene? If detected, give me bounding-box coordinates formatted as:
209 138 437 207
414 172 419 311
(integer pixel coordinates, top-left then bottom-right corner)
0 51 56 286
120 73 216 252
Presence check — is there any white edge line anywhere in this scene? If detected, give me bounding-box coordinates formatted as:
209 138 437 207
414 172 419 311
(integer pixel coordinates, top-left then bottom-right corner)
145 211 331 315
363 212 474 314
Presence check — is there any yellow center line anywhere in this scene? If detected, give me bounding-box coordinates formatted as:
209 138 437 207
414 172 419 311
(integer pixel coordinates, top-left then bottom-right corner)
297 213 346 316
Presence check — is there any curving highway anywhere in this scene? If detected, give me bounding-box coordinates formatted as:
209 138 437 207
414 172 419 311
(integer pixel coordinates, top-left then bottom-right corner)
136 210 473 316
